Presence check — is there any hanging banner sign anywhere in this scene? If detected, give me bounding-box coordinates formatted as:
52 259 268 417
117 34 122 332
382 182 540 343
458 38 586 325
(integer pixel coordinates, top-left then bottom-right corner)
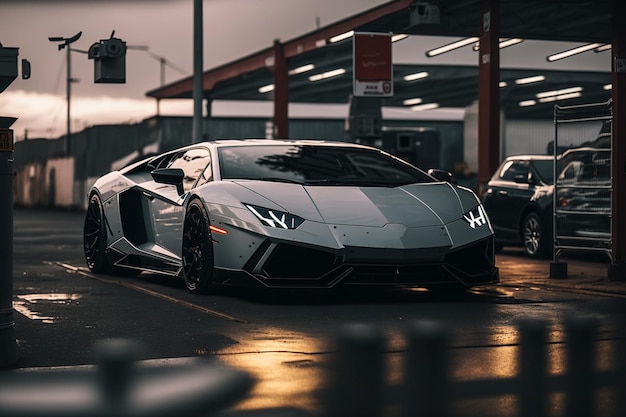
353 32 393 97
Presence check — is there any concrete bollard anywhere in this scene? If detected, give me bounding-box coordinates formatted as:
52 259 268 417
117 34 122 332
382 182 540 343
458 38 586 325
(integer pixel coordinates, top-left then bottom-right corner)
565 316 597 417
518 318 548 417
0 338 254 417
320 323 386 417
402 320 449 417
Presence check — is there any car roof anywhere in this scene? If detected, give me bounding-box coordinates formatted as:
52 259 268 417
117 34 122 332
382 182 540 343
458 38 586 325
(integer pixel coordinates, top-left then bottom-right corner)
502 154 555 162
198 139 368 148
560 146 610 157
502 146 610 163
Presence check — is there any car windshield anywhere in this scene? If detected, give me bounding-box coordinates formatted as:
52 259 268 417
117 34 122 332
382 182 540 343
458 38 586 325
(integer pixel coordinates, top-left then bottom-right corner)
218 144 434 186
531 159 555 185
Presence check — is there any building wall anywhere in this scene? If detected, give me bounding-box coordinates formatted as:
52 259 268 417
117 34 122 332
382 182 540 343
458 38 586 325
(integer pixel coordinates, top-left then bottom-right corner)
13 115 467 210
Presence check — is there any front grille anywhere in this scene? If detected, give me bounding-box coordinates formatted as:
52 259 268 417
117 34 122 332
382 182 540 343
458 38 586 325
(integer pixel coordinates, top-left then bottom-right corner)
245 238 496 289
263 243 340 279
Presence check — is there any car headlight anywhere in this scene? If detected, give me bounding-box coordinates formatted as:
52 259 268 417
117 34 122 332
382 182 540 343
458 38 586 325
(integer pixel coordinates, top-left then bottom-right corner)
463 205 489 229
245 204 304 229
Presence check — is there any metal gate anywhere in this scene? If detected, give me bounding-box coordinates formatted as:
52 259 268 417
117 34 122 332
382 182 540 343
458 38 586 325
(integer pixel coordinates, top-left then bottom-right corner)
553 100 612 261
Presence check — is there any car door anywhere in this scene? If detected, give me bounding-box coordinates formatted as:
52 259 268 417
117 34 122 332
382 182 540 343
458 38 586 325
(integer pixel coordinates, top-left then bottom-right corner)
483 160 533 240
139 147 212 256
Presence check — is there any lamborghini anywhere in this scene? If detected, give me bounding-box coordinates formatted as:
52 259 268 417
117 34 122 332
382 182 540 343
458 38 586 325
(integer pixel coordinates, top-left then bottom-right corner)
83 139 498 293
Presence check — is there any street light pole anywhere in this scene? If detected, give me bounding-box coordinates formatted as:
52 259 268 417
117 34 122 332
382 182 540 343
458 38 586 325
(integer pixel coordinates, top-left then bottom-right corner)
49 32 82 156
65 44 71 155
192 0 203 143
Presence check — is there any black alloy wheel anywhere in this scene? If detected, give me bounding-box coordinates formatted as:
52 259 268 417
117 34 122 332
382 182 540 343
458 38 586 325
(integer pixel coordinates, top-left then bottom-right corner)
83 193 112 273
522 212 549 259
182 198 214 294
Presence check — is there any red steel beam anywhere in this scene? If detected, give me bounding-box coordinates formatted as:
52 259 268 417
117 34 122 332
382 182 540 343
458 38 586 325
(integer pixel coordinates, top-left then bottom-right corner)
477 0 500 195
146 0 414 100
273 40 289 139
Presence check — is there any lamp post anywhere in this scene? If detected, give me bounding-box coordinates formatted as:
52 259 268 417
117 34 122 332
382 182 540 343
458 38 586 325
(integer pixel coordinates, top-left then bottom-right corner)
48 32 82 156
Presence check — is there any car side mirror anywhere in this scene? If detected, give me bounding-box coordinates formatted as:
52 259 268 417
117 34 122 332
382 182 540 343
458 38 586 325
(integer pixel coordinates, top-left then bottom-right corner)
428 168 453 182
151 168 185 195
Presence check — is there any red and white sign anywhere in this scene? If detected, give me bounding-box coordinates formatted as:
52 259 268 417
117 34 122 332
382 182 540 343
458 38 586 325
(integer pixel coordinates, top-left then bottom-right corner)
353 32 393 97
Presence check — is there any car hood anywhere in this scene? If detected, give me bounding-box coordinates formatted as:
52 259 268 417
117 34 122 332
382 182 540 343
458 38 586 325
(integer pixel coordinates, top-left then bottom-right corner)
234 181 476 228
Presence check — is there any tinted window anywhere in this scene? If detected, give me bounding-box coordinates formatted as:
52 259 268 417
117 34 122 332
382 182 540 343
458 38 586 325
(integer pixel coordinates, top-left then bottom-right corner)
218 145 434 186
499 160 529 181
167 148 211 192
530 160 554 184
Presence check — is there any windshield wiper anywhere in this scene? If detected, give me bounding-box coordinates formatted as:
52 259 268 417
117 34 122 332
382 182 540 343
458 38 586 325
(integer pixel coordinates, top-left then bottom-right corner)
259 177 305 184
305 178 400 187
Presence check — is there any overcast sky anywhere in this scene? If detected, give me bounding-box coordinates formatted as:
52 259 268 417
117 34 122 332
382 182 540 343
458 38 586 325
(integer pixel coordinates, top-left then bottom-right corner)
1 0 612 139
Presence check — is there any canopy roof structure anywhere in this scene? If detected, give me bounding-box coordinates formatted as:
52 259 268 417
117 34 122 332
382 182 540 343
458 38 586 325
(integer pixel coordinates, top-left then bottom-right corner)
146 0 613 119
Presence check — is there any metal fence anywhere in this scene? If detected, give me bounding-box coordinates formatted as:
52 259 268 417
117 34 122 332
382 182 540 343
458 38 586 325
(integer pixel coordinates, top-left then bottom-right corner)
553 100 613 262
321 318 625 417
1 318 624 417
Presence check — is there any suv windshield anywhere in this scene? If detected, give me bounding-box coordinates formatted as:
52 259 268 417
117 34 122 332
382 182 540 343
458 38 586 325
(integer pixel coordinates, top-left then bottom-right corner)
218 144 434 186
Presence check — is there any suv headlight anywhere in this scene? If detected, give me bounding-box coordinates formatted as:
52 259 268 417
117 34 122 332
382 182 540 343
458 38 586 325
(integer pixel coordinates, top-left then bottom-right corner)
245 204 304 229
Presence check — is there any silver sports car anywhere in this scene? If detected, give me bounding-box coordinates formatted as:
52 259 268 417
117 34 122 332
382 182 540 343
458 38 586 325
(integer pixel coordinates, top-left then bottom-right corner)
83 139 498 293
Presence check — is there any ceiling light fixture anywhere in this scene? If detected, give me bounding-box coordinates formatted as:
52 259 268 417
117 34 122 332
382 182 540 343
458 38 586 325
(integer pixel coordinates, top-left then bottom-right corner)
515 75 545 85
308 68 346 82
595 44 612 52
392 34 409 42
410 103 439 111
499 81 508 88
403 71 429 81
519 100 537 107
499 38 524 49
329 31 354 44
603 84 612 90
403 98 423 106
472 38 524 51
426 37 479 57
536 86 582 99
547 43 603 62
288 64 315 75
258 84 274 94
538 92 581 103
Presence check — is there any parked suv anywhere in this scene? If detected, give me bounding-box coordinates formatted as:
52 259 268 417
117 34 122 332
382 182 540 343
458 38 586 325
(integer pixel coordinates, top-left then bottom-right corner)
483 148 611 258
482 155 555 258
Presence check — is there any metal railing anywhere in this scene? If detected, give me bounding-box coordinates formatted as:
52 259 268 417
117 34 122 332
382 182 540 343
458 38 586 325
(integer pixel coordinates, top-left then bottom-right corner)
321 318 625 417
1 318 624 417
553 101 613 262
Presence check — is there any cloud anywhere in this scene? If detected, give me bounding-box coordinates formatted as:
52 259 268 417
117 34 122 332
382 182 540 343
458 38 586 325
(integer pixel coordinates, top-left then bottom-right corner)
1 90 192 140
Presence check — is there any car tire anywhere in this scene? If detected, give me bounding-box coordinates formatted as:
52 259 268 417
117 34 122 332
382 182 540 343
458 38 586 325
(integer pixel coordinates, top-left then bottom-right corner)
522 212 550 259
182 198 214 294
83 193 113 274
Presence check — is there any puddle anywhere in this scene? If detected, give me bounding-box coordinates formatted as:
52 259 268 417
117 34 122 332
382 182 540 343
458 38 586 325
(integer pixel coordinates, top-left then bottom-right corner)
13 293 82 323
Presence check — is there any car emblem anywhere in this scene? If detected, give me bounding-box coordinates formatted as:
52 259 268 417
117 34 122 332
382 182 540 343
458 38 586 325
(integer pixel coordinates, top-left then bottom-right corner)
464 206 487 229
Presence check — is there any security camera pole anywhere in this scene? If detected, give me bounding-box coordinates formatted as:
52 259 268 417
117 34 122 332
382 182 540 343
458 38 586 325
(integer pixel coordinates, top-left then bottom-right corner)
48 32 82 156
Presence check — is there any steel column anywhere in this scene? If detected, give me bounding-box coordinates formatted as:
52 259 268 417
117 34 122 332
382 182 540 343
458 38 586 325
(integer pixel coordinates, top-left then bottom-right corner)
477 0 500 194
273 40 289 139
611 0 626 281
0 129 16 368
192 0 203 144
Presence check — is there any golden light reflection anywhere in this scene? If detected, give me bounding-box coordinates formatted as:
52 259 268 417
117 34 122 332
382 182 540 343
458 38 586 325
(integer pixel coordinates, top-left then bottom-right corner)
213 327 329 413
13 293 82 324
